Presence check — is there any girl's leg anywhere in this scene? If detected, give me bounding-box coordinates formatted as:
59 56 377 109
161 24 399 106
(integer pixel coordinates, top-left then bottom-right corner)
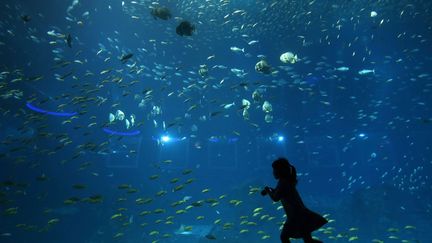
280 221 291 243
280 234 291 243
303 233 323 243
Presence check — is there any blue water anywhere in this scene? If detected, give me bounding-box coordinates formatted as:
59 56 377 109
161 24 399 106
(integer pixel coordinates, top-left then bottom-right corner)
0 0 431 242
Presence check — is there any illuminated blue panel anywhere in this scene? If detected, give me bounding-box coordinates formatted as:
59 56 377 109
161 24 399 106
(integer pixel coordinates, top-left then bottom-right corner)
26 102 77 117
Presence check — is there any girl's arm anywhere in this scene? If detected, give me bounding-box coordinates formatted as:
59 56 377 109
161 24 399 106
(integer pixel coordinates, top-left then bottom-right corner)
266 186 282 202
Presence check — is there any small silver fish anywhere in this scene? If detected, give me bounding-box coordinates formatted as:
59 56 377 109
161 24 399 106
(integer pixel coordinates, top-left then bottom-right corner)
358 69 375 75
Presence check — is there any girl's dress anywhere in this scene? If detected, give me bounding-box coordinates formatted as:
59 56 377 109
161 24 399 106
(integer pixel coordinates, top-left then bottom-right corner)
273 179 328 238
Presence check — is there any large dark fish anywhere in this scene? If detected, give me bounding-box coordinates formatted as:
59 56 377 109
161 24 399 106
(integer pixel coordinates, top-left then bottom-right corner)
120 53 133 63
150 7 172 20
176 21 195 36
66 34 72 48
21 15 31 23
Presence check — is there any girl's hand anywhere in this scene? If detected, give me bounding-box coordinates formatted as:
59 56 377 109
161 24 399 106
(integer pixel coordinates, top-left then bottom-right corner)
261 186 271 196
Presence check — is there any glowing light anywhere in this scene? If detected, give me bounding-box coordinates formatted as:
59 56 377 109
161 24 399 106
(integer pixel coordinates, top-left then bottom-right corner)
358 133 368 139
269 134 285 143
26 102 77 117
103 128 140 136
161 135 171 142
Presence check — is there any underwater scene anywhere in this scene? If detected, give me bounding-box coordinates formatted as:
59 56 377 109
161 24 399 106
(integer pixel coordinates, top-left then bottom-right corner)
0 0 431 242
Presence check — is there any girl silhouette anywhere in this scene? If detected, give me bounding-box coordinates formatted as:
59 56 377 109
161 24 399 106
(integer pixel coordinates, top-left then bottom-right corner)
261 158 328 243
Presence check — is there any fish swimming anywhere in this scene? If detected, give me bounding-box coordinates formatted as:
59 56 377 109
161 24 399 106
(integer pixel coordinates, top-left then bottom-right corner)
150 6 172 20
109 113 115 123
174 224 216 239
66 34 72 48
358 69 375 75
280 52 298 64
120 53 133 63
176 21 195 36
230 46 245 53
248 40 259 45
230 68 247 78
21 15 31 23
335 66 349 71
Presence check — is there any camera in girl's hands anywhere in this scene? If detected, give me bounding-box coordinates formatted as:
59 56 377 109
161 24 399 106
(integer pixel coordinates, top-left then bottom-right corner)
261 186 269 196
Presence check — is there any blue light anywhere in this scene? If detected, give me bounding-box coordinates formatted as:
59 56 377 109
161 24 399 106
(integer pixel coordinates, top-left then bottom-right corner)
269 134 285 143
358 133 369 139
26 102 77 117
161 135 171 142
